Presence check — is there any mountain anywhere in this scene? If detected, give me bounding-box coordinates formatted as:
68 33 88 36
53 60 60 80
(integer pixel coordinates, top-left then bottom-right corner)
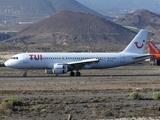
0 0 108 23
7 11 136 46
114 9 160 29
76 0 160 14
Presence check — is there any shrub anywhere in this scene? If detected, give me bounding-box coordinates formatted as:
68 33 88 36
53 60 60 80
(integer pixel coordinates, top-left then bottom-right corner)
152 92 160 100
0 98 22 115
128 91 140 100
1 98 22 106
31 105 40 111
41 109 47 112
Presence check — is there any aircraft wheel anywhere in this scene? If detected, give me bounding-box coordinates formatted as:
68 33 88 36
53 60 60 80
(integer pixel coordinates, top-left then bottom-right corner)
70 71 75 76
23 69 27 77
76 72 81 76
23 74 27 77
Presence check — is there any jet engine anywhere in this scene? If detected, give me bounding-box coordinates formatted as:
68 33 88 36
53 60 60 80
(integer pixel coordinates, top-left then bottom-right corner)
45 64 68 74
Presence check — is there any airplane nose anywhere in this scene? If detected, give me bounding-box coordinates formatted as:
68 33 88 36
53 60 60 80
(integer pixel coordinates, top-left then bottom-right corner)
4 60 9 67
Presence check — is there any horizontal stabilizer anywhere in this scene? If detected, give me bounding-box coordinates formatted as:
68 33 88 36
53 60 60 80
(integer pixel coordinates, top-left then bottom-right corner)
132 55 151 59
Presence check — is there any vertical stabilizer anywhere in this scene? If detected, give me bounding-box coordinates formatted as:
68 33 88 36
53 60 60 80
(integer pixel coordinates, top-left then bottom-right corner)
148 41 160 54
122 29 148 54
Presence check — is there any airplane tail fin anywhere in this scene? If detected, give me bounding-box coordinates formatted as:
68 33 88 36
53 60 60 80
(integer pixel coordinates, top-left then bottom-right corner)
122 29 148 54
148 41 160 54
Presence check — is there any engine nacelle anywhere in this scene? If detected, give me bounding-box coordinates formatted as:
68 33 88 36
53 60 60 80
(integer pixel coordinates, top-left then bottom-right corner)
53 64 68 74
45 64 68 74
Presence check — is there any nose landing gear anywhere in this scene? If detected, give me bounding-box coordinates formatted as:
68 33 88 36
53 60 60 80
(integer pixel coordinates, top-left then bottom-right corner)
23 69 27 77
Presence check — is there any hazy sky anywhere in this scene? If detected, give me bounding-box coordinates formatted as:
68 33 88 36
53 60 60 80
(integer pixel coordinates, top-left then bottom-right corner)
76 0 160 13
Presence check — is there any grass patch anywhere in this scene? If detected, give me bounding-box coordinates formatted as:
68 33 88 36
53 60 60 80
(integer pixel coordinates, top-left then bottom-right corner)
41 108 47 112
152 92 160 100
128 90 141 100
31 105 40 111
0 98 22 115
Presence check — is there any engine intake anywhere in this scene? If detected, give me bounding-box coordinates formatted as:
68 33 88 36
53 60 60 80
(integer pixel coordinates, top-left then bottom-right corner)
45 64 68 74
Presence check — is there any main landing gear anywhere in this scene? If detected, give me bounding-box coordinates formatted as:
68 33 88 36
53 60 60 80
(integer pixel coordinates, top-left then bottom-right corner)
70 71 81 76
23 69 27 77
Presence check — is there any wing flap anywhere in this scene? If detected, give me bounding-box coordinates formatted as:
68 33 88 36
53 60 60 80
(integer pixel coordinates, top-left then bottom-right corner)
68 58 99 65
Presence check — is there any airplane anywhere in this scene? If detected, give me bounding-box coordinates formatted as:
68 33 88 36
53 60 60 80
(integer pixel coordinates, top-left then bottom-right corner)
148 40 160 65
5 29 150 77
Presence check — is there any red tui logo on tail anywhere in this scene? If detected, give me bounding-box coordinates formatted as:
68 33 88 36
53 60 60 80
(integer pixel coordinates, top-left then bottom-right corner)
134 40 145 49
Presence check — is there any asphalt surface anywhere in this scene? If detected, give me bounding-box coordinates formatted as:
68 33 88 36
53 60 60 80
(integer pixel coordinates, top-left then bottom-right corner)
0 65 160 79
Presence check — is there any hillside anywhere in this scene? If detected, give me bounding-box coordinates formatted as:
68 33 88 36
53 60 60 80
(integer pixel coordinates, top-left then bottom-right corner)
7 11 136 46
0 0 107 23
0 0 55 16
77 0 160 14
114 9 160 29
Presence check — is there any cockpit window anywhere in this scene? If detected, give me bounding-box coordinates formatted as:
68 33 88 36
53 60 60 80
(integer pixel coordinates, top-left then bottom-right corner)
11 57 18 59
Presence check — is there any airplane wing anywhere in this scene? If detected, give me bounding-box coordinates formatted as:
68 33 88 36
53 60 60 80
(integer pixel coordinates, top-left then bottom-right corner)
66 58 100 70
132 55 151 59
68 58 99 65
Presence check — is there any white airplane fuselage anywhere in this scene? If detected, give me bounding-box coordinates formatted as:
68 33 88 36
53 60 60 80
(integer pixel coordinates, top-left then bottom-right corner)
6 52 147 69
4 29 150 76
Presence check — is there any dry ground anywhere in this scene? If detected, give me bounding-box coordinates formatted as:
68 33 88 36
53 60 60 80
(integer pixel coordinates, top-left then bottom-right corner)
0 66 160 119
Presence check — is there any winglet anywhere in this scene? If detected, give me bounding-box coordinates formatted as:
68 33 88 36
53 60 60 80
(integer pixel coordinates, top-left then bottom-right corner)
148 41 160 54
122 29 148 54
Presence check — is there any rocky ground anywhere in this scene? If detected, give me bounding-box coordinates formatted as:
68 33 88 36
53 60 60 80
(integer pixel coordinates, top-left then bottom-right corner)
0 66 160 120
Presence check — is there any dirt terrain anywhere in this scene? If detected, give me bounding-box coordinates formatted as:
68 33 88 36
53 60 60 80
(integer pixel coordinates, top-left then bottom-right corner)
0 66 160 120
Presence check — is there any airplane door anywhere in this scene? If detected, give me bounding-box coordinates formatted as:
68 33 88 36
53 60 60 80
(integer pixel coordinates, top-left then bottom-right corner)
23 54 28 63
120 55 125 63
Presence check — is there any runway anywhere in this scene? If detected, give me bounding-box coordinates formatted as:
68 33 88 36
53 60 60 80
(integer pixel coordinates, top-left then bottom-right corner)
0 65 159 79
0 74 159 80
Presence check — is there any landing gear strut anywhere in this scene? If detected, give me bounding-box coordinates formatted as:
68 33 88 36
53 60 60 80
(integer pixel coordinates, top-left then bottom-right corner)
70 71 81 76
23 69 27 77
